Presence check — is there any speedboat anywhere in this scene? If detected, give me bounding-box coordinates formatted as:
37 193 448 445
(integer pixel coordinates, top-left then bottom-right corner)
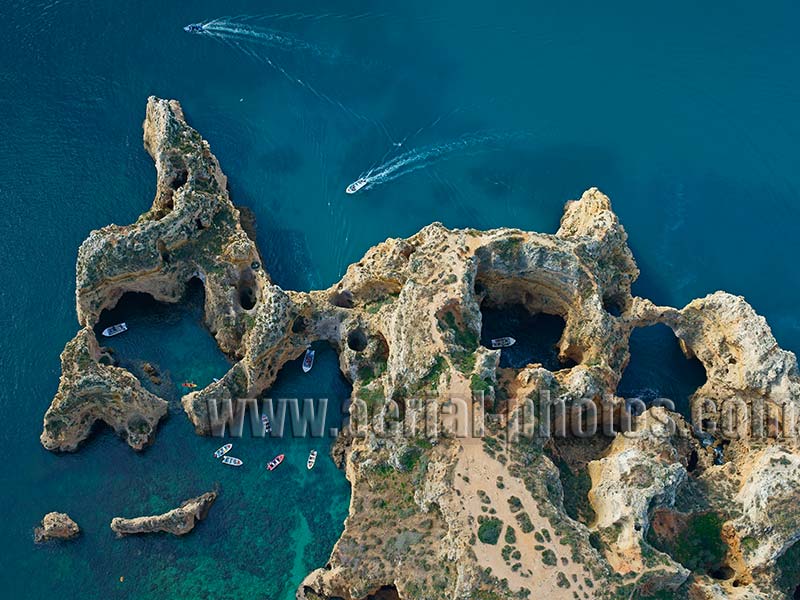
213 443 233 458
102 322 128 337
302 347 315 373
307 450 318 470
490 337 516 348
181 382 198 389
184 23 205 33
221 456 243 466
345 177 368 194
262 414 272 435
266 454 285 471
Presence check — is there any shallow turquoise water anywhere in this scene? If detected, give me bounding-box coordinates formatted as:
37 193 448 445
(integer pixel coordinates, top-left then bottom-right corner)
1 0 799 597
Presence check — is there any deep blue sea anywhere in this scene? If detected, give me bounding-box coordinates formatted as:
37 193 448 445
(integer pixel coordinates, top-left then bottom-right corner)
1 1 799 598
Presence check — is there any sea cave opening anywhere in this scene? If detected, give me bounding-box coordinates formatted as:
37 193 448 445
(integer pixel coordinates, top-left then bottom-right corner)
258 340 353 451
473 268 579 371
479 302 574 371
617 323 707 418
93 278 230 401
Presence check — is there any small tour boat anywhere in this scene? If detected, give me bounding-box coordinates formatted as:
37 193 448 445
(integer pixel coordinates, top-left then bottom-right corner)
181 382 198 389
345 177 368 194
221 456 243 466
213 443 233 458
307 450 318 470
490 337 516 348
266 454 285 471
302 347 315 373
262 414 272 435
102 322 128 337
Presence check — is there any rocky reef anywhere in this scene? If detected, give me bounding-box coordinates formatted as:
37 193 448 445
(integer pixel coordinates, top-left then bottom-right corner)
110 491 217 537
43 97 800 599
34 512 80 543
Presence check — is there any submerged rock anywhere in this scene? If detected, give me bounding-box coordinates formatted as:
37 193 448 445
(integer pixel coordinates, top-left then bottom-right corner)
34 512 80 543
110 491 217 537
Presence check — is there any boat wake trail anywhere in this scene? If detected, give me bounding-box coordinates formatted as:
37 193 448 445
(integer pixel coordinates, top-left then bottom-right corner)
189 19 338 63
185 18 398 145
347 132 523 194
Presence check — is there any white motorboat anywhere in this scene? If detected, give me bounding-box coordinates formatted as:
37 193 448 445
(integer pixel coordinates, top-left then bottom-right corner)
102 322 128 337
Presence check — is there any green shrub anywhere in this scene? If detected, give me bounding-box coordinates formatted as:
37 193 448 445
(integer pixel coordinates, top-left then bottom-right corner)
477 517 503 545
505 526 517 544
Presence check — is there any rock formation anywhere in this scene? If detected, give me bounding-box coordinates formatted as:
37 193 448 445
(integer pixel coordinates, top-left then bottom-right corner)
43 97 800 599
34 512 80 543
41 328 167 451
110 491 217 537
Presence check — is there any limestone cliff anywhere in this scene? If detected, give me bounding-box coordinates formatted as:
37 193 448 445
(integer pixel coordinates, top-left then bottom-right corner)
43 97 800 600
41 327 167 451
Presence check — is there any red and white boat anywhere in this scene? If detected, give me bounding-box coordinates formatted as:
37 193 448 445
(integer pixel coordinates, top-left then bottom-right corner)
221 456 243 467
213 443 232 458
266 454 285 471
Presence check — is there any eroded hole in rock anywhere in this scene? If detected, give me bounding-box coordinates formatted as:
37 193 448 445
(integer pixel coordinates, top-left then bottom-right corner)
292 316 308 333
602 294 624 317
709 565 735 580
330 289 355 309
171 169 188 190
617 324 707 417
156 239 170 263
363 585 400 600
479 303 573 371
544 442 601 525
93 278 230 402
237 269 257 310
347 328 368 352
687 449 699 472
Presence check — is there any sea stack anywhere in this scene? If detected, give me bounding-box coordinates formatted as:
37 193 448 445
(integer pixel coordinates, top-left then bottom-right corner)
34 512 80 543
110 491 218 537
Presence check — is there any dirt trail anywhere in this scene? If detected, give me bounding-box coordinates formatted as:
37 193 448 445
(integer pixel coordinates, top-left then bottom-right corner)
454 439 596 598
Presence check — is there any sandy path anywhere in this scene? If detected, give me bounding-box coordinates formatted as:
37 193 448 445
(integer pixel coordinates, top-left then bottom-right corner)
454 439 596 598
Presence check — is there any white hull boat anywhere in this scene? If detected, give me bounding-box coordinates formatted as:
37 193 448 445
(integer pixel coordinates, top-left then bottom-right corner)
213 443 233 458
302 347 315 373
490 337 516 348
346 177 368 194
102 322 128 337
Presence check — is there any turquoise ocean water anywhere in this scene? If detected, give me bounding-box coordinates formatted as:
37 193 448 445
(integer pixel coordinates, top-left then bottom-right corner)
1 1 799 597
